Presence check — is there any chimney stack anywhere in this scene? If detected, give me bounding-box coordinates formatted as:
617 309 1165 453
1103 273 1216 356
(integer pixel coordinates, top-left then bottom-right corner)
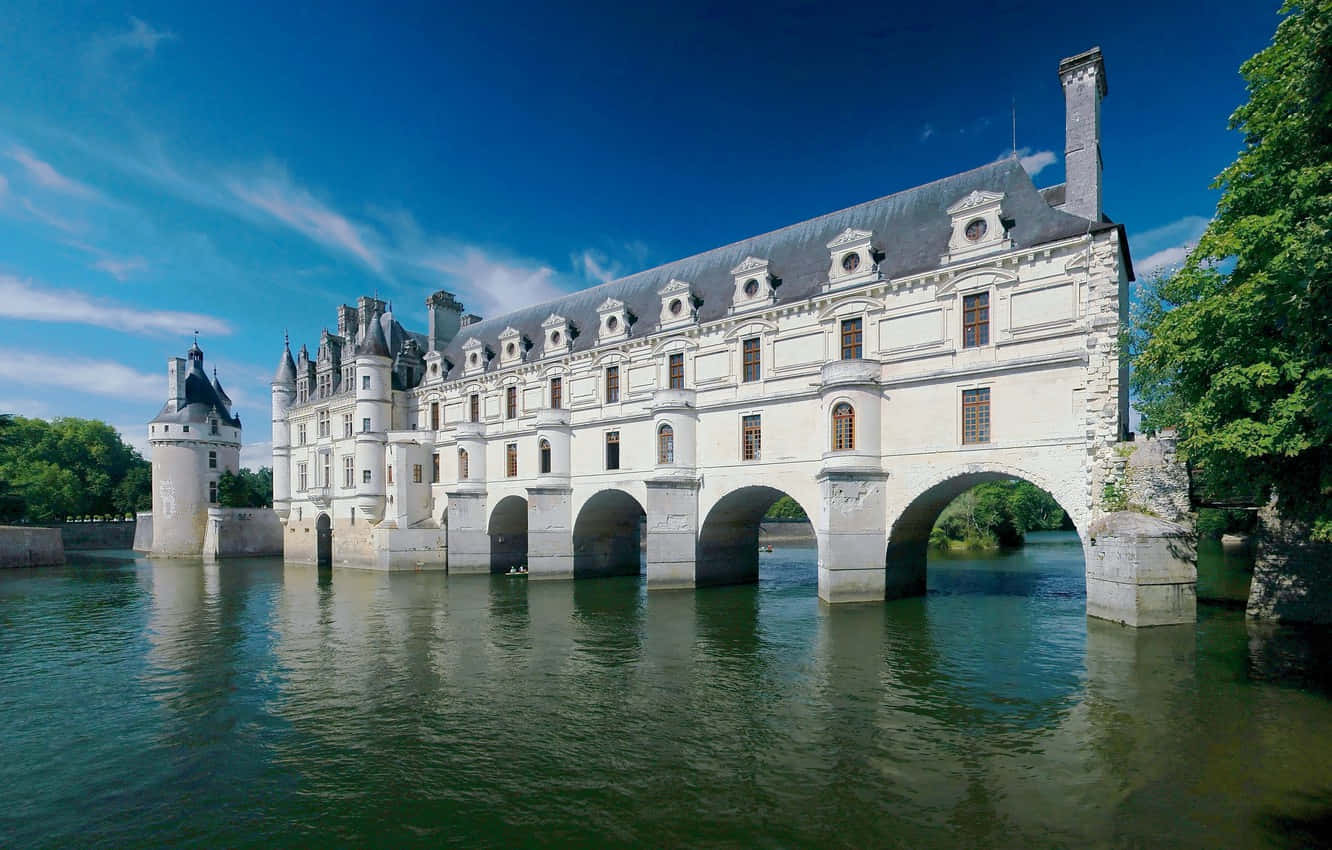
1058 46 1107 223
425 290 464 352
167 357 187 413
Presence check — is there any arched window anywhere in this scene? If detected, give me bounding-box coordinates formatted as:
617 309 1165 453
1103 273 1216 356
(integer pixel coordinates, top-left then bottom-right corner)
657 423 675 464
832 402 855 451
539 438 552 474
458 448 469 480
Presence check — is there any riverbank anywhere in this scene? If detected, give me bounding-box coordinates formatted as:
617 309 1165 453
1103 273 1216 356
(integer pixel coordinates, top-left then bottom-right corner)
758 521 815 543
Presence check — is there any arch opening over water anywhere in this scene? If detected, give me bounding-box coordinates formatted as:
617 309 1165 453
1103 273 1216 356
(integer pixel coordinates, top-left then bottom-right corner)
697 486 815 588
887 471 1081 599
573 489 645 579
316 513 332 567
489 495 528 574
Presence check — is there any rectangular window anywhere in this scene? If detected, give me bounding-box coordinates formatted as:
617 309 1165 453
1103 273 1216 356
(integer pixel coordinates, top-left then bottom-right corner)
550 377 562 409
742 414 761 461
317 409 329 438
362 374 370 390
430 402 440 430
210 420 218 435
208 450 217 469
362 417 370 433
506 386 517 419
840 318 863 360
963 292 990 348
298 423 307 445
208 481 217 504
432 453 440 483
298 463 308 492
322 454 331 487
506 443 518 477
742 337 761 382
470 394 480 423
343 413 353 438
669 353 684 389
343 455 354 489
605 366 619 403
362 469 371 484
412 464 423 484
387 465 393 485
962 388 991 444
458 450 469 480
606 431 620 470
182 425 189 433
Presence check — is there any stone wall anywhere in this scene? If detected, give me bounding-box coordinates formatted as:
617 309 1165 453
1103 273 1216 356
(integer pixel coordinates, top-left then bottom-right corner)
1247 504 1332 625
132 512 153 552
202 508 283 560
1099 431 1192 523
58 520 137 551
1086 512 1196 627
0 525 65 568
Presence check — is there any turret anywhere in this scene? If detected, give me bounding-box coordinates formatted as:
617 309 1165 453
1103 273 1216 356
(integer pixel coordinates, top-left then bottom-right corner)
354 317 392 523
272 335 297 520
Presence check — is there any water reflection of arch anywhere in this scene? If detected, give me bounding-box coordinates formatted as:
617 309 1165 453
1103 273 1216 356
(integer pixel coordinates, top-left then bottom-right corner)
886 462 1088 598
572 488 646 579
696 485 817 588
571 575 645 666
488 494 528 574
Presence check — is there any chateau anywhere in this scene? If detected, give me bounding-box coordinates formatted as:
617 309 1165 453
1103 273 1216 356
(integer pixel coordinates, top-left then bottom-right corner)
272 48 1187 622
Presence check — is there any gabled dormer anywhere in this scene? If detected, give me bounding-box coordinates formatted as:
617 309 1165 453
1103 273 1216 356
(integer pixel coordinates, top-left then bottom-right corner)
461 336 486 376
824 228 880 293
542 313 573 358
498 326 526 366
423 349 445 383
658 279 697 330
943 190 1011 264
730 256 776 314
597 297 631 344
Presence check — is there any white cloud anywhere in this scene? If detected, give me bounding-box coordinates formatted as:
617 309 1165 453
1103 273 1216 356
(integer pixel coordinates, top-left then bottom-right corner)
414 247 569 317
0 349 160 401
113 423 152 459
0 274 231 336
92 256 149 281
920 124 935 142
575 248 620 284
1132 215 1211 277
0 398 55 418
1019 149 1056 176
227 170 383 272
117 18 175 53
6 146 102 201
240 441 273 470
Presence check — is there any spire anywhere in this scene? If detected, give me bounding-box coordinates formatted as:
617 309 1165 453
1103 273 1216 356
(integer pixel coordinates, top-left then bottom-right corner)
359 311 390 357
212 369 233 408
274 335 297 385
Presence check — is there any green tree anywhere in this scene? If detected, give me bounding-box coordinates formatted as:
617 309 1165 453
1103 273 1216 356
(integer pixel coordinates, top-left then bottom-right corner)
0 415 151 521
1131 1 1332 537
218 467 274 508
764 495 808 521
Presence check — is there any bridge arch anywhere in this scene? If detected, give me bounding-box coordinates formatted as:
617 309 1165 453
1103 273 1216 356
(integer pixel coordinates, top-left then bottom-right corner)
885 462 1088 598
697 485 817 588
573 489 646 579
488 494 528 573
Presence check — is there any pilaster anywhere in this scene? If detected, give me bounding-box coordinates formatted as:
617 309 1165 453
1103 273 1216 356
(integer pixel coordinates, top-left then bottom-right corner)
645 477 700 590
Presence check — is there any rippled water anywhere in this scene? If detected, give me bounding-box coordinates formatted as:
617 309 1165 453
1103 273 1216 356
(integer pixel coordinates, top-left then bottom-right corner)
2 532 1331 848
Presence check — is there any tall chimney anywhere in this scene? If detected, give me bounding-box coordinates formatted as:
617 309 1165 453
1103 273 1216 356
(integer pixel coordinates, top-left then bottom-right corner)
1059 46 1107 222
167 357 187 413
425 290 464 352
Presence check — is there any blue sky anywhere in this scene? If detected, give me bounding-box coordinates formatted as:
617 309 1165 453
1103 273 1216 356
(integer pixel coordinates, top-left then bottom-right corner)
0 0 1281 465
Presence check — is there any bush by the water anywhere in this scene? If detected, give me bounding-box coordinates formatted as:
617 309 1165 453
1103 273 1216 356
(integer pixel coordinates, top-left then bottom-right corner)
218 468 274 508
930 480 1069 550
764 495 808 521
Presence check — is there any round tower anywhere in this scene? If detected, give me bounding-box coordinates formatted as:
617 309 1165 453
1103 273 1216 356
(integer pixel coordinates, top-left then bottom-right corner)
147 340 243 557
354 315 392 523
272 335 296 521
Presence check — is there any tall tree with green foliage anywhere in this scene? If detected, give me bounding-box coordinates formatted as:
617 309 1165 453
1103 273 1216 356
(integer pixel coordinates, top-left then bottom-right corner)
217 468 273 508
1132 1 1332 537
0 415 151 521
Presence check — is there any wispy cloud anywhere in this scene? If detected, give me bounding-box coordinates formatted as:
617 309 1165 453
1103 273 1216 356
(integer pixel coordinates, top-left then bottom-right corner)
996 147 1057 177
85 16 176 69
227 169 383 272
92 256 149 281
919 124 935 142
575 248 621 284
414 247 567 317
240 440 273 470
7 146 102 200
0 274 231 336
1132 215 1210 277
0 349 161 401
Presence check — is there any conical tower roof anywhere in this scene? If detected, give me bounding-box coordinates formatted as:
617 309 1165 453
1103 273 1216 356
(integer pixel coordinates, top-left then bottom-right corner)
274 336 297 385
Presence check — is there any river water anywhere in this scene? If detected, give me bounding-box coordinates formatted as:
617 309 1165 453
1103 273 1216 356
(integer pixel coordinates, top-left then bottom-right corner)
2 531 1331 848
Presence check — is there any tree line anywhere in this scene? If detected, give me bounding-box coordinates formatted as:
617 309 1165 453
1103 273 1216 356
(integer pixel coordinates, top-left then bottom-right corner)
0 414 151 522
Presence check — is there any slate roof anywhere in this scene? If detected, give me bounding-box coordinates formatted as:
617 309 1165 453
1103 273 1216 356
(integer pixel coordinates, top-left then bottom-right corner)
150 360 242 428
437 157 1121 374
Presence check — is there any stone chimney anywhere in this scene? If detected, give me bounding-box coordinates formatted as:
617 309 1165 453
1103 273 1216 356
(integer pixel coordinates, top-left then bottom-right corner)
167 357 187 413
1059 46 1107 223
460 313 483 328
336 305 358 341
425 290 464 352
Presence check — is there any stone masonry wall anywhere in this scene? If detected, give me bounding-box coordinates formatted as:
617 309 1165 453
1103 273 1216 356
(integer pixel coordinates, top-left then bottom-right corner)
1248 504 1332 625
0 525 64 568
1099 432 1192 523
1084 229 1130 524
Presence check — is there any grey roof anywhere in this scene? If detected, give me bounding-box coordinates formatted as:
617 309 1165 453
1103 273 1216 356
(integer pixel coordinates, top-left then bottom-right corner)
359 310 391 357
151 359 242 428
438 157 1119 373
211 372 233 407
1039 183 1067 208
275 342 296 385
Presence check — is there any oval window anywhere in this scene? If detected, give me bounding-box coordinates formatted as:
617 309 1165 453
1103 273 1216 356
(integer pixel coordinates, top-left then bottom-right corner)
669 298 683 315
965 218 988 242
551 331 561 345
743 278 759 296
606 315 618 331
841 252 860 273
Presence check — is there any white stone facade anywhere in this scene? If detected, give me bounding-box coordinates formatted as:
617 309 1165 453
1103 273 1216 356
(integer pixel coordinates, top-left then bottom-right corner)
273 47 1167 619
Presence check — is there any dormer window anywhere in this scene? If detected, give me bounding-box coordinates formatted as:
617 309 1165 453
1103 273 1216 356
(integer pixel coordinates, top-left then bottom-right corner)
461 337 486 376
730 257 775 314
824 228 878 293
597 297 630 343
659 279 697 329
498 326 524 366
541 314 572 358
944 190 1009 263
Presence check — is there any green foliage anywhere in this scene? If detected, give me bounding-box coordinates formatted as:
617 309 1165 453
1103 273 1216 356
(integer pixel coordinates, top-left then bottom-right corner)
0 414 150 522
1196 508 1256 538
1131 1 1332 527
932 480 1069 550
1101 479 1129 512
764 495 808 521
217 467 273 508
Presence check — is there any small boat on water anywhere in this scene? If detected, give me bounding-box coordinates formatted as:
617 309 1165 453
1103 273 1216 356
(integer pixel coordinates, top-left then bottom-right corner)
506 565 529 576
758 544 774 553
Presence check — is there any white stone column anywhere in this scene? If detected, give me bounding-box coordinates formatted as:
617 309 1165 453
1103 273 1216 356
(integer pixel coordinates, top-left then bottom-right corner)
446 420 488 574
646 477 700 590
